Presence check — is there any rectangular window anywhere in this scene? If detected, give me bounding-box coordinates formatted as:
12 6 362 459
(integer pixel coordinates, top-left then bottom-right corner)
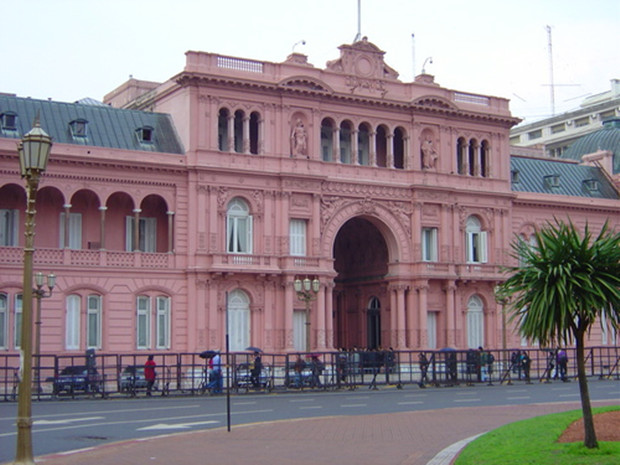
289 219 307 256
0 294 7 349
466 231 488 264
527 129 542 140
551 123 565 134
126 217 157 252
293 310 307 352
0 209 19 246
575 117 589 127
87 295 101 349
66 295 80 350
421 227 438 262
156 296 170 349
427 312 437 349
227 216 252 254
59 212 83 249
14 294 22 349
137 295 150 349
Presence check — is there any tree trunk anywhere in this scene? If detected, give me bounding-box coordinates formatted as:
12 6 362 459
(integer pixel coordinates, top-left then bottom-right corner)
576 330 598 448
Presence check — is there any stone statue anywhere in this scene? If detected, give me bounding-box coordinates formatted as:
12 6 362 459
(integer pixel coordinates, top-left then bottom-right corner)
291 119 307 157
421 139 438 169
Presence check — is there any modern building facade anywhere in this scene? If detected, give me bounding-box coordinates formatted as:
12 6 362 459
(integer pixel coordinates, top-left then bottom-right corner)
1 38 618 356
510 79 620 158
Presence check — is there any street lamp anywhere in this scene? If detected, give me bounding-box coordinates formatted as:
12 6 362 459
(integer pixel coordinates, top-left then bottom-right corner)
15 116 52 465
494 285 509 351
294 277 320 352
33 271 56 393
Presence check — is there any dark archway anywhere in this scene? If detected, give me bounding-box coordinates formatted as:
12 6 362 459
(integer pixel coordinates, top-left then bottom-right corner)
333 217 389 349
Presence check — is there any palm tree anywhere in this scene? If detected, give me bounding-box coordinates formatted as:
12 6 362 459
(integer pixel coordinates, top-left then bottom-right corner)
498 219 620 449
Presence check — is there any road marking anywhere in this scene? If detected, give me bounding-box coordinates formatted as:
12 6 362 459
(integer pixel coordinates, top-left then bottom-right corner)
453 398 480 403
403 393 427 398
34 417 105 425
507 396 531 400
137 420 220 431
341 404 367 408
299 406 323 410
398 401 423 405
233 401 257 406
559 393 579 398
289 398 315 403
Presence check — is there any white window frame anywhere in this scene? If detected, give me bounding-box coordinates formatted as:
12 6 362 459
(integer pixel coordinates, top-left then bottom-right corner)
293 310 306 352
59 212 83 249
227 290 250 352
0 293 7 349
14 294 22 349
125 217 157 252
422 227 438 262
156 296 171 349
226 198 253 254
289 219 307 256
466 295 484 349
137 295 151 349
465 216 487 264
66 294 80 350
0 209 19 246
87 295 102 349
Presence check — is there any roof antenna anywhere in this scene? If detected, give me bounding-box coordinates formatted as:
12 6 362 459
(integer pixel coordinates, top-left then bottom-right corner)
353 0 362 42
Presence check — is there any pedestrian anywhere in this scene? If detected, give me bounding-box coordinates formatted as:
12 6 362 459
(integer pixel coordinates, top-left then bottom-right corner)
479 347 489 382
250 351 262 389
310 355 324 388
144 355 156 397
418 352 429 388
520 351 532 384
557 348 569 382
293 355 305 388
208 352 223 394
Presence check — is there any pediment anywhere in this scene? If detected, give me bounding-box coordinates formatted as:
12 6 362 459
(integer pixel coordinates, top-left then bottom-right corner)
325 37 399 81
278 76 333 93
413 95 458 111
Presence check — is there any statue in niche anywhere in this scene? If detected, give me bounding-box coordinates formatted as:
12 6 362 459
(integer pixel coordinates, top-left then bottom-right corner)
290 118 307 157
421 138 438 169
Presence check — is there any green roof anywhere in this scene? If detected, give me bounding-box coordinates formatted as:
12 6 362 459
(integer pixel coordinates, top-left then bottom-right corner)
562 118 620 174
510 156 619 199
0 94 184 154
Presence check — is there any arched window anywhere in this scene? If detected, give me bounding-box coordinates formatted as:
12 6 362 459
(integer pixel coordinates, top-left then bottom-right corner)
320 119 334 162
457 137 466 175
228 289 250 352
480 140 490 177
466 295 484 349
234 110 244 153
227 198 253 254
358 123 370 165
393 127 405 169
465 216 487 264
249 112 260 154
218 108 229 151
468 139 477 176
339 121 352 164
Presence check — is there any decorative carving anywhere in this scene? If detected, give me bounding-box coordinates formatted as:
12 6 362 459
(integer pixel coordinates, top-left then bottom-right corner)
290 118 308 157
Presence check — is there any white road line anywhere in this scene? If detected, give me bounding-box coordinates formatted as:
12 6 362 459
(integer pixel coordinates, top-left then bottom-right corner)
398 401 423 405
341 404 367 408
507 396 531 400
403 393 428 398
289 398 316 403
559 393 579 398
453 398 480 403
299 406 323 410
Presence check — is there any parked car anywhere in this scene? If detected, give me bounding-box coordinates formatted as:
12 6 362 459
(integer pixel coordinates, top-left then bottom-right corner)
119 365 158 393
52 365 101 395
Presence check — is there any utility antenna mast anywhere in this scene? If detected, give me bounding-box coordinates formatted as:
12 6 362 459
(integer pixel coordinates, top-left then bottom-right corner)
411 33 416 78
546 25 556 116
354 0 362 42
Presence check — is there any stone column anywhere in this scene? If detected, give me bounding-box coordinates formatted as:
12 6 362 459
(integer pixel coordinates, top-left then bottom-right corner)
369 131 377 167
63 204 71 249
167 211 175 253
417 282 429 348
243 114 250 154
351 128 359 165
387 133 394 168
132 208 141 251
98 206 107 250
444 280 457 347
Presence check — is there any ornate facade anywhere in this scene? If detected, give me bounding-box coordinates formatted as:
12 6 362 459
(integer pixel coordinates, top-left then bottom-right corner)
1 38 618 355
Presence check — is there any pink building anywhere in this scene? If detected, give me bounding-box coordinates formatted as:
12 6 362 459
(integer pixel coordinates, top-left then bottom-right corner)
1 38 618 356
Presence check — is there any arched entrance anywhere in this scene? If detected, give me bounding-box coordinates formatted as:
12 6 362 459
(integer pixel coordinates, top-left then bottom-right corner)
333 217 389 349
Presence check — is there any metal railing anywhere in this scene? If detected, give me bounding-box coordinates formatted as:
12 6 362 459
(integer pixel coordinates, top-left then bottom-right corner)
1 346 617 401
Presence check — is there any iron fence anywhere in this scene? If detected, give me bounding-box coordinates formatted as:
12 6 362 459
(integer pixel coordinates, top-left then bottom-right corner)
1 346 617 401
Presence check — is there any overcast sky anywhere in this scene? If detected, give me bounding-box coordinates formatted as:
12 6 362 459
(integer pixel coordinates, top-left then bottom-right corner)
2 0 618 124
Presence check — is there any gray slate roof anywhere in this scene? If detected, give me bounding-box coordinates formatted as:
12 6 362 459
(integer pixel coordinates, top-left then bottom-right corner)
0 94 184 154
510 156 619 199
562 118 620 174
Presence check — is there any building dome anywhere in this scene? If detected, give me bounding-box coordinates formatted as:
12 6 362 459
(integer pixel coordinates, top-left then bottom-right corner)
562 118 620 174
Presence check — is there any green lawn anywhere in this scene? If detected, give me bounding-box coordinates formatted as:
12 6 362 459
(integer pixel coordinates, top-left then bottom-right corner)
454 406 620 465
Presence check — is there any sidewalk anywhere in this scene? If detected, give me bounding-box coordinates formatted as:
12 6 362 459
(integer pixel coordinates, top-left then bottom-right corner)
32 400 614 465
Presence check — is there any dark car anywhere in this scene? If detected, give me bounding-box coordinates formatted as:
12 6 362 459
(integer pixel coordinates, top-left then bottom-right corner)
52 365 101 395
119 365 158 392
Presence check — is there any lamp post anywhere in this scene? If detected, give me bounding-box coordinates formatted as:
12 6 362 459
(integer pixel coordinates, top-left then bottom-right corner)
15 117 52 465
294 277 320 352
33 271 55 394
494 285 508 351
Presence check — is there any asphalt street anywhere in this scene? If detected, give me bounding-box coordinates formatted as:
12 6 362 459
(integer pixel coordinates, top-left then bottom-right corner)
1 378 618 463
